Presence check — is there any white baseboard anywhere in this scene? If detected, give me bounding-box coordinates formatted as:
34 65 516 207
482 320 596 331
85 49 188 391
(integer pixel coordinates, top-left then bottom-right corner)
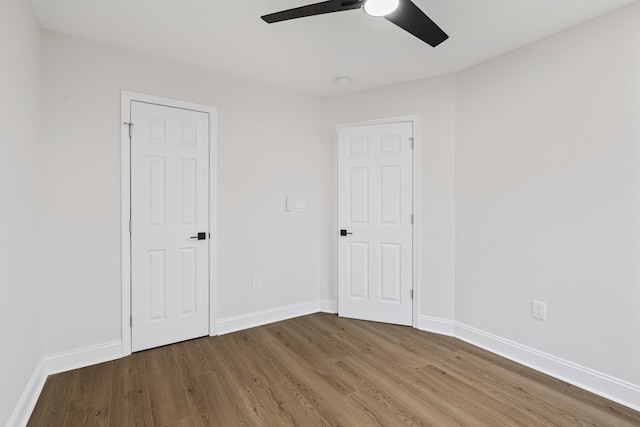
5 360 47 427
455 322 640 412
43 340 123 376
216 299 336 335
7 341 123 427
318 299 337 314
417 315 455 336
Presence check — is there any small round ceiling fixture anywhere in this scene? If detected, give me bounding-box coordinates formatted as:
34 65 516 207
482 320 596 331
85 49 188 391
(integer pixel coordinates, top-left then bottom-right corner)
363 0 399 17
335 77 351 86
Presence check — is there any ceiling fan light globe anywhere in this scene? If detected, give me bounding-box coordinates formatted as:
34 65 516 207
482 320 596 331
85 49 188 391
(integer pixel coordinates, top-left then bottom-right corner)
363 0 399 17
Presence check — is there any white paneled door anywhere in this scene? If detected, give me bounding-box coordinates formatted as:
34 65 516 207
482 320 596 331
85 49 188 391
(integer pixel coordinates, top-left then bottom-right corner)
130 101 210 352
337 122 413 326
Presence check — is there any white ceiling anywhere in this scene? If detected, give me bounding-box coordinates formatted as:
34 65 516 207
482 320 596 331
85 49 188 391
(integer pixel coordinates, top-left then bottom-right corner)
29 0 638 97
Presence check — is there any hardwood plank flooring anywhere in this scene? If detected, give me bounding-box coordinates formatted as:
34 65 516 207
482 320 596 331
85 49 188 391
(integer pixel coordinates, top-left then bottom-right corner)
108 353 153 427
28 313 640 426
27 371 77 427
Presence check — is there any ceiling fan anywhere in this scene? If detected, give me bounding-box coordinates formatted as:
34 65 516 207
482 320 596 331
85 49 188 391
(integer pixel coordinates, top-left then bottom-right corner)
261 0 448 48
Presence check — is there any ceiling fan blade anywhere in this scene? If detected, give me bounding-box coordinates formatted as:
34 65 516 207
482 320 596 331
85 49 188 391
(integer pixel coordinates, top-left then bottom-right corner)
262 0 363 23
384 0 448 47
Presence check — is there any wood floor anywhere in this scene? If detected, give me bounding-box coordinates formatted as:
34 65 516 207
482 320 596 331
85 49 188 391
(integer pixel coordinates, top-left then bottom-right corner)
28 313 640 426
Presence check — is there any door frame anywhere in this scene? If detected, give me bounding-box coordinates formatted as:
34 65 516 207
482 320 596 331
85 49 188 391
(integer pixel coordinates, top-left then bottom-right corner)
120 91 218 356
335 115 421 328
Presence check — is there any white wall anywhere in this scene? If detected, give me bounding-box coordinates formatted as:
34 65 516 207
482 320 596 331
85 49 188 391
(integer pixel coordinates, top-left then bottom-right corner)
41 32 324 355
455 1 640 386
0 1 42 425
322 76 457 326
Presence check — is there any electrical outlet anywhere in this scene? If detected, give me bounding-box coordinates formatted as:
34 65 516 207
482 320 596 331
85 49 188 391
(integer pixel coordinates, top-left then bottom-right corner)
532 300 547 321
252 275 261 289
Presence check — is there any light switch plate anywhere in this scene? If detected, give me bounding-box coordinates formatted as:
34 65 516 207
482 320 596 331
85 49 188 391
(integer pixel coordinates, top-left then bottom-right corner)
295 200 307 213
285 197 294 212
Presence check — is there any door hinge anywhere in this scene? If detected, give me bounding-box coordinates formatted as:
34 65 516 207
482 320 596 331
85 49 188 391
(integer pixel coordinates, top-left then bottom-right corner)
411 214 414 225
129 315 132 327
124 122 134 139
410 289 414 300
129 220 132 234
409 137 414 149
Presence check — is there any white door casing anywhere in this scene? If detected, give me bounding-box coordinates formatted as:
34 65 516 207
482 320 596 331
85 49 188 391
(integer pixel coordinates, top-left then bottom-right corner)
130 101 210 352
337 121 414 326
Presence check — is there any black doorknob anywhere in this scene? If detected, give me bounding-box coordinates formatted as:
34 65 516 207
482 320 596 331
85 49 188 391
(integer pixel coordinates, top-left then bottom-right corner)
190 232 207 240
340 229 353 236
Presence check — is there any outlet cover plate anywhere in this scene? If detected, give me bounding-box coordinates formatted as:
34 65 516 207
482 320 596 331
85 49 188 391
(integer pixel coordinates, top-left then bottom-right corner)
252 275 261 289
532 300 547 321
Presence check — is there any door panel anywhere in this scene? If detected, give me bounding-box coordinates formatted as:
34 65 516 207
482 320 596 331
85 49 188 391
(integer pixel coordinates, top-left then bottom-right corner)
379 243 401 301
380 166 401 224
131 101 209 352
180 247 197 314
348 242 369 299
349 167 369 223
338 122 413 326
147 250 166 320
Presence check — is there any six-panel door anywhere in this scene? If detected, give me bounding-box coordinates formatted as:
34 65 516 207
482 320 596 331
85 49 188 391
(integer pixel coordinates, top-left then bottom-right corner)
337 122 413 326
130 101 210 352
